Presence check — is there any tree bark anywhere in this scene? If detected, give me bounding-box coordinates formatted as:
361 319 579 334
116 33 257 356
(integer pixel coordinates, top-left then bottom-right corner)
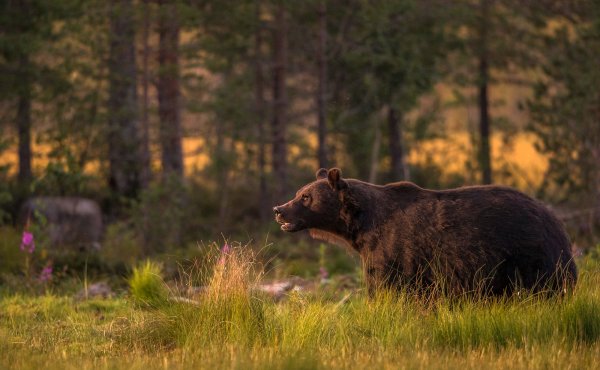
478 0 492 185
215 121 230 229
271 3 288 201
388 106 409 181
157 0 184 178
17 53 32 184
368 121 381 184
594 108 600 228
140 0 152 185
594 147 600 231
255 0 268 221
108 0 146 198
316 0 328 169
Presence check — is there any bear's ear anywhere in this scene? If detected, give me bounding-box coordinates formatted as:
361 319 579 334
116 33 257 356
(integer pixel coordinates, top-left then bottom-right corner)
316 168 328 180
327 168 348 191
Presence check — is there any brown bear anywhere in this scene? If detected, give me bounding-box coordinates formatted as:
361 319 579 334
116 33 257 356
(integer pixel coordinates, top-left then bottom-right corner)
274 168 577 296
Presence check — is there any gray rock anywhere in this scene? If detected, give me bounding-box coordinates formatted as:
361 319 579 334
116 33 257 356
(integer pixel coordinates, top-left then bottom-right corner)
19 196 103 250
75 282 113 300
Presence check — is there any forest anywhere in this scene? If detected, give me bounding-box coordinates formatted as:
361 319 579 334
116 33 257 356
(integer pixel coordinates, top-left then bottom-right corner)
1 0 599 247
1 1 600 369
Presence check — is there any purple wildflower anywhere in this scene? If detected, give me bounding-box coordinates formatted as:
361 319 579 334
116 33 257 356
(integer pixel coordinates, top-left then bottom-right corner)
39 264 53 282
319 266 329 281
218 243 231 265
20 231 35 254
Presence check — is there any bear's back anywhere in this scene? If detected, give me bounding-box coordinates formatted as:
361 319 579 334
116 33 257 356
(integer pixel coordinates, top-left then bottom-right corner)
364 182 575 294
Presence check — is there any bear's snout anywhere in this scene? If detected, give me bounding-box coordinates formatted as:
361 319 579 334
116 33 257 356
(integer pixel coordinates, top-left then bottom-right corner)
273 205 287 224
273 204 304 232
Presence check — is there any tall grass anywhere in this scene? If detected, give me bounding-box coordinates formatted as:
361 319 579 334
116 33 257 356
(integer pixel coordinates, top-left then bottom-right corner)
128 260 169 307
127 245 600 355
1 244 600 369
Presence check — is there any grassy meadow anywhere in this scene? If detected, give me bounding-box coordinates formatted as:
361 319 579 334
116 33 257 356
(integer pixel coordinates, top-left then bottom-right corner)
1 244 600 370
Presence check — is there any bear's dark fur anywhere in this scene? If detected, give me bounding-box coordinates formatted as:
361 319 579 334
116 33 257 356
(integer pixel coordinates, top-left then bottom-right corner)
274 168 577 296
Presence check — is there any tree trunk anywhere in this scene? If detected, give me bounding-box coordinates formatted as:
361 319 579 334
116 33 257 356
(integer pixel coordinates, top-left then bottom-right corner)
316 0 328 169
388 106 409 181
478 0 492 185
108 0 146 198
271 3 288 201
368 121 381 184
157 0 184 178
594 137 600 230
255 0 268 221
17 54 32 184
140 0 152 185
216 122 231 229
596 160 600 231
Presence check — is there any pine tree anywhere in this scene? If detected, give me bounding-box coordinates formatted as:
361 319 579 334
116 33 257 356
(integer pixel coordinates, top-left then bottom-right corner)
157 0 184 178
271 2 289 200
107 0 148 198
528 2 600 228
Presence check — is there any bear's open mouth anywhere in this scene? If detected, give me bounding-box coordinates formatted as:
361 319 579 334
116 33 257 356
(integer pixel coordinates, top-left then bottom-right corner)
281 222 295 231
276 218 304 232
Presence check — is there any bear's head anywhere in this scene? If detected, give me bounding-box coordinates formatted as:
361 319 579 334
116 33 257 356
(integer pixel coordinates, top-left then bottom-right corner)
273 168 348 232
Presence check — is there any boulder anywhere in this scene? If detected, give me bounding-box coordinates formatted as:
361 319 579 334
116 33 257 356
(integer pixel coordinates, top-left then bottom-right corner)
19 196 103 250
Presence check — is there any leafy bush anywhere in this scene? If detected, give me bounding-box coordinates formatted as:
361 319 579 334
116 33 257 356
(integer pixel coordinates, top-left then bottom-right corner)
130 177 187 255
0 227 25 275
99 222 144 268
31 142 92 196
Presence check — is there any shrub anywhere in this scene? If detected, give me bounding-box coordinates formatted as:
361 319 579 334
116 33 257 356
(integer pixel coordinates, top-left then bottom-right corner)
0 227 25 275
130 177 187 255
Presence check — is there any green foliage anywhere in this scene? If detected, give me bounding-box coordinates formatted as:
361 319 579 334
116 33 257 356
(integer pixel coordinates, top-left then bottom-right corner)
0 224 54 291
99 222 144 268
0 0 82 112
130 177 187 254
0 0 599 271
528 4 600 209
0 138 12 225
32 132 92 196
0 227 24 275
265 238 357 279
410 156 467 190
330 0 452 178
128 260 169 307
583 244 600 265
344 1 447 108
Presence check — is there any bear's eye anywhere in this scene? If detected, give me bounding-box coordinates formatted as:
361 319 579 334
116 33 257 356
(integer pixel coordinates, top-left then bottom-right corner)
301 194 310 202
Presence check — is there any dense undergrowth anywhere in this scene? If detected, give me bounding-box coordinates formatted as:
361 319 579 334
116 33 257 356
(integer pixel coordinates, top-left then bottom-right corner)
1 244 600 369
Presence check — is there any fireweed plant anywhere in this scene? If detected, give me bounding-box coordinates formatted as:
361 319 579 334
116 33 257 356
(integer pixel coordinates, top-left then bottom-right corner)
19 231 35 254
19 228 35 281
18 218 52 287
39 263 53 283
